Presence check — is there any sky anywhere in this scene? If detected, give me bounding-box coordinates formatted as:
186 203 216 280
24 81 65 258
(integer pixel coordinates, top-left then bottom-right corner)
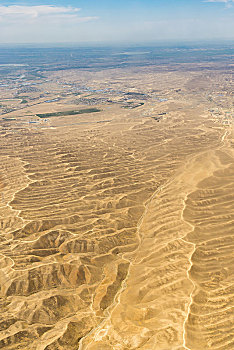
0 0 233 44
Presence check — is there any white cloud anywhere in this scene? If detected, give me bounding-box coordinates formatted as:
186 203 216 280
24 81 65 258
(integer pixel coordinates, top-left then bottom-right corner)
0 5 98 22
205 0 233 2
205 0 234 7
0 5 99 43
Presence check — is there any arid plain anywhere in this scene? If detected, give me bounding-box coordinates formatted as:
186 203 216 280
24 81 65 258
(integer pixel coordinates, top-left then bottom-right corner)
0 49 233 350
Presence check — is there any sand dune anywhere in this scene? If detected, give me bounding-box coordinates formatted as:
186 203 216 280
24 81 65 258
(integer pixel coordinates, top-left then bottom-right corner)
0 67 233 349
80 137 233 349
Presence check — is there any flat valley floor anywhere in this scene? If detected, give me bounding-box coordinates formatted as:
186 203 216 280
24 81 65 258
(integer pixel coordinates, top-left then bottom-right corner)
0 51 233 349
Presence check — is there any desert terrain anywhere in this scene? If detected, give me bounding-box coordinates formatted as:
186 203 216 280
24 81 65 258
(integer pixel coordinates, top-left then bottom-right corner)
0 46 233 349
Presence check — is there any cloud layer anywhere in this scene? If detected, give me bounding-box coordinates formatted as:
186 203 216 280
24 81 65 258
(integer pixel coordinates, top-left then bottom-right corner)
0 2 233 43
205 0 234 6
0 5 97 22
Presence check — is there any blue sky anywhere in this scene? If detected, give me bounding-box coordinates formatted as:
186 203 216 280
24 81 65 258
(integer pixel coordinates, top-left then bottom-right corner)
0 0 233 43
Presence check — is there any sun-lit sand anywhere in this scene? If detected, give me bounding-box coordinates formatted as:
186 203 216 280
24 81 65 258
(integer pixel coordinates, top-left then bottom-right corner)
0 62 233 349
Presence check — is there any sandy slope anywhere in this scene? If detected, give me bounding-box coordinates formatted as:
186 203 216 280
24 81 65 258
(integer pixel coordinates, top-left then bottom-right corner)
0 68 233 349
80 132 233 349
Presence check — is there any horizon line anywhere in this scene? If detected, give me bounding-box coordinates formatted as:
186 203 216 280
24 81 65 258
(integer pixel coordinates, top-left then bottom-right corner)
0 38 233 47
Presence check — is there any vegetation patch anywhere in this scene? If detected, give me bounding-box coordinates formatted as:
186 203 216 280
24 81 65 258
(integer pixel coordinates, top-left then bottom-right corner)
122 102 144 109
36 108 101 118
2 117 16 121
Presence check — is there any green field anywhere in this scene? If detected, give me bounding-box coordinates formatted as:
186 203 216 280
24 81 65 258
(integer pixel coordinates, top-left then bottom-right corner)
122 102 144 109
36 108 101 118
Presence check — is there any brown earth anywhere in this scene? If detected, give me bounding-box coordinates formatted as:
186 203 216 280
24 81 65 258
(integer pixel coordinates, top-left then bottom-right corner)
0 67 233 350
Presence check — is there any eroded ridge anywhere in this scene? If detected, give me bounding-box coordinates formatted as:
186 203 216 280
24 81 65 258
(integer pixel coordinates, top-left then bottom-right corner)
0 62 232 350
79 147 233 349
183 150 234 350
